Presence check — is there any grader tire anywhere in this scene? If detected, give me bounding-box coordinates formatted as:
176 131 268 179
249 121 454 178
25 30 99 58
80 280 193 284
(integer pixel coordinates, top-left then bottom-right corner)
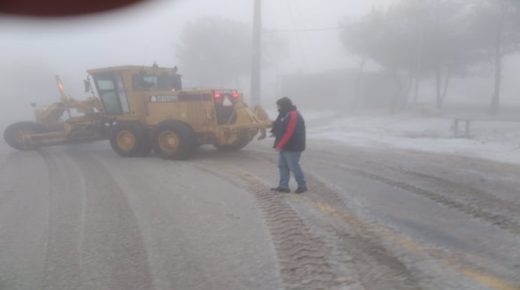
152 121 196 160
110 124 148 157
214 135 253 152
3 121 47 150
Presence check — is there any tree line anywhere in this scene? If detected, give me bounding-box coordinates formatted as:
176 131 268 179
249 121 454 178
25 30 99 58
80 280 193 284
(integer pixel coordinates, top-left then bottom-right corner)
176 1 520 114
340 0 520 114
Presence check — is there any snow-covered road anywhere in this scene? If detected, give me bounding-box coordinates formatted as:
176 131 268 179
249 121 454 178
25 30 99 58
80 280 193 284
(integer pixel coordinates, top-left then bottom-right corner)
0 139 519 290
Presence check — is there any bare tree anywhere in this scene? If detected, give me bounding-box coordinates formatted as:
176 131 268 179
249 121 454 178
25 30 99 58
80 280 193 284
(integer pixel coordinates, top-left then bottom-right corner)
177 17 286 89
468 0 520 115
340 0 472 110
177 17 252 87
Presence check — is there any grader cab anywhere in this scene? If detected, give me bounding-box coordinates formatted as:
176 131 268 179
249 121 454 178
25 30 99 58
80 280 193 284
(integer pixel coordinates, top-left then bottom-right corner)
3 65 272 160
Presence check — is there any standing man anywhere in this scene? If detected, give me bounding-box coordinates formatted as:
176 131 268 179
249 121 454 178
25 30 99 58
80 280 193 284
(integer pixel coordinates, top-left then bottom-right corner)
271 97 307 194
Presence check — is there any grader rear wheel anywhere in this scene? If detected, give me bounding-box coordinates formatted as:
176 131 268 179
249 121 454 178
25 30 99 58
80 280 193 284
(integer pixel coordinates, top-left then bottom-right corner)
152 121 196 160
110 124 149 157
214 134 253 152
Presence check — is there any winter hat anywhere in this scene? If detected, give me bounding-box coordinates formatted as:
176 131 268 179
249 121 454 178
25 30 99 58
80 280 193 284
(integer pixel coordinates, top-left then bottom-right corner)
276 97 294 111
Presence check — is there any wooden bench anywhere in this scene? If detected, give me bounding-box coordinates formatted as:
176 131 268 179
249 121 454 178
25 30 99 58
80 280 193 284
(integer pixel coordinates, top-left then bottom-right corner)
452 118 472 138
450 116 520 138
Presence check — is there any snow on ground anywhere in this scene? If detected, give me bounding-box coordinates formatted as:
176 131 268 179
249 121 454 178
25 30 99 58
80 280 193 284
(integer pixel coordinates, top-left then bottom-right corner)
308 111 520 165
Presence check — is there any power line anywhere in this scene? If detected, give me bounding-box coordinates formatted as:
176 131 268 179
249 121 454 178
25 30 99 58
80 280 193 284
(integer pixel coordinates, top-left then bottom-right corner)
263 26 343 34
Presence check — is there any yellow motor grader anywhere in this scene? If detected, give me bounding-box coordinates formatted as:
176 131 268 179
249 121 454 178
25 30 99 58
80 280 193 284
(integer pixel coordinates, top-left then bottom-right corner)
3 65 271 160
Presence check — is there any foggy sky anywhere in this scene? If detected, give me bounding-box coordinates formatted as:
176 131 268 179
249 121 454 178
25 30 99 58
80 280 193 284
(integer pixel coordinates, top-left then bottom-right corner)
0 0 394 99
0 0 395 68
1 0 518 124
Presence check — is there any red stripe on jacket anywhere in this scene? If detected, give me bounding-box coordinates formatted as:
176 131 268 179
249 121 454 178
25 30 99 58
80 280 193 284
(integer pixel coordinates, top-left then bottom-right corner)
276 111 298 150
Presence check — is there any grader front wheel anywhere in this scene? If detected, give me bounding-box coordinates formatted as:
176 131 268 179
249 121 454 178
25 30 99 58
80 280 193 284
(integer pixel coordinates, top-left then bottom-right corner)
3 121 47 150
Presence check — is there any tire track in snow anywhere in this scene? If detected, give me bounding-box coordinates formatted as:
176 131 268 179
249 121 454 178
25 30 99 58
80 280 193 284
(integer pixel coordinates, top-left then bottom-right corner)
196 162 346 290
40 150 84 290
337 165 520 237
41 149 154 290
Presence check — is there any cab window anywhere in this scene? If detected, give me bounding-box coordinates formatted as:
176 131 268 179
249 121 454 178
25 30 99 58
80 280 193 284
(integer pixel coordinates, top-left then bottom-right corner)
93 73 130 114
133 73 182 91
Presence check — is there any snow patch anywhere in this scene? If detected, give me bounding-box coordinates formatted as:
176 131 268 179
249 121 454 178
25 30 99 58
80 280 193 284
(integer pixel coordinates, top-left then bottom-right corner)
309 113 520 165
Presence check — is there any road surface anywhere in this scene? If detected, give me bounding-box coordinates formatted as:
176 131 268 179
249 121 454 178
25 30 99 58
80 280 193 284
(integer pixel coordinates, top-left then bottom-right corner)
0 140 519 290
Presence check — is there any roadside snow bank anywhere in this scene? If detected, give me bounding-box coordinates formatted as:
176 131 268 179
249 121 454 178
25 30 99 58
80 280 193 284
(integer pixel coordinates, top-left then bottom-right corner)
309 113 520 165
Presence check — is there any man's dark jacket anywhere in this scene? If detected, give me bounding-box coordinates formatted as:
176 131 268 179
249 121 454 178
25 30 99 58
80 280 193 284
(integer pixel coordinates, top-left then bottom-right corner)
273 107 306 152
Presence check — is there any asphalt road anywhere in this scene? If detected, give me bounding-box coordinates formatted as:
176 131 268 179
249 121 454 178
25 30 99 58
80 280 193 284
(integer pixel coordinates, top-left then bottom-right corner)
0 139 519 290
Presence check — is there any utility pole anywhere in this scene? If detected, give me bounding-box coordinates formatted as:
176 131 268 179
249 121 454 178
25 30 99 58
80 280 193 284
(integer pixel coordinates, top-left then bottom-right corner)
251 0 262 106
490 1 507 115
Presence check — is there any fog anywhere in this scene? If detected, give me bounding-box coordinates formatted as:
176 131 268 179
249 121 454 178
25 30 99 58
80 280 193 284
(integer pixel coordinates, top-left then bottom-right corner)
0 0 394 121
1 0 520 133
2 2 520 288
